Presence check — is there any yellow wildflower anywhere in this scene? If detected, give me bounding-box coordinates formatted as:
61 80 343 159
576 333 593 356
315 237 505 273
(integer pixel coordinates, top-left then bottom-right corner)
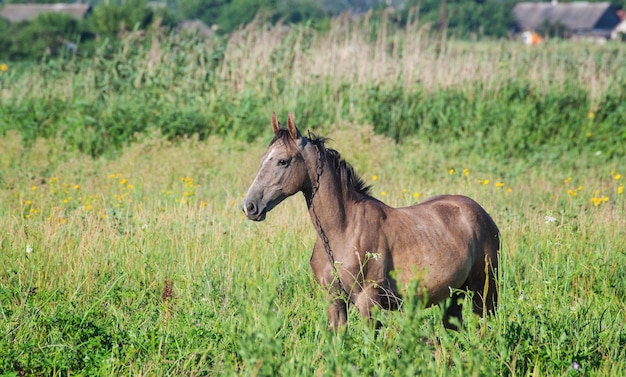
588 112 594 119
564 177 572 184
449 168 455 175
590 196 608 206
615 174 621 180
413 192 419 199
372 175 378 181
567 189 577 197
0 64 6 72
380 191 387 197
463 168 469 177
618 186 623 195
181 177 195 187
495 182 505 188
31 186 37 191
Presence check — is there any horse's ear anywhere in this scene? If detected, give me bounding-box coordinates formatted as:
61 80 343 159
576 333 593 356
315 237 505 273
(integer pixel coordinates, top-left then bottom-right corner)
287 112 299 139
271 112 280 135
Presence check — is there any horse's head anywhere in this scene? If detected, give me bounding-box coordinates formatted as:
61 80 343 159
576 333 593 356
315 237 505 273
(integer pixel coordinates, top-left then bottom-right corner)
242 113 310 221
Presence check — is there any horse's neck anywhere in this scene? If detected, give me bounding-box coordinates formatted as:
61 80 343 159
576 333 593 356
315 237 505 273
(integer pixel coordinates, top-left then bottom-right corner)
306 159 350 234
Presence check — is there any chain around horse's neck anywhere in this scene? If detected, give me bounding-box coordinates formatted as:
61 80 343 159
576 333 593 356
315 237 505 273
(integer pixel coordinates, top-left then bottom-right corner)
308 140 350 299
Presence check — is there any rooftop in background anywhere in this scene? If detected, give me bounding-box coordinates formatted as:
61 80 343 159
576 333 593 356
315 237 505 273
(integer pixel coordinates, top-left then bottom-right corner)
513 2 620 37
0 3 92 23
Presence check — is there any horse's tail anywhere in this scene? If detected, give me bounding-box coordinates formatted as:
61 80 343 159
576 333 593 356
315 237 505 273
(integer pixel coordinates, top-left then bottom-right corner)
478 211 500 316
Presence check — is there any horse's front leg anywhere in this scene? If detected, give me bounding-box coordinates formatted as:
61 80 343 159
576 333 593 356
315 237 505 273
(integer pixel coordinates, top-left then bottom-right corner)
327 294 347 329
311 241 349 329
354 283 380 322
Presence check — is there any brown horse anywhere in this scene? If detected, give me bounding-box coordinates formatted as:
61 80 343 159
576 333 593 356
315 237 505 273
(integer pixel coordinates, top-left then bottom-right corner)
242 113 500 330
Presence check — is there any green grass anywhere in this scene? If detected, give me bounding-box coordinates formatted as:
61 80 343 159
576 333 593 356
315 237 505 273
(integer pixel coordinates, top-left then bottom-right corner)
1 14 625 376
1 125 624 376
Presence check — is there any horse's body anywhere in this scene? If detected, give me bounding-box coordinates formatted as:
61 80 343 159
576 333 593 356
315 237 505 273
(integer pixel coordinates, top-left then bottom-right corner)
242 113 499 329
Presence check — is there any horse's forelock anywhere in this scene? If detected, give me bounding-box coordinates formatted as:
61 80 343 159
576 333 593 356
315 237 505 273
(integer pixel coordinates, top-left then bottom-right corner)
269 128 300 155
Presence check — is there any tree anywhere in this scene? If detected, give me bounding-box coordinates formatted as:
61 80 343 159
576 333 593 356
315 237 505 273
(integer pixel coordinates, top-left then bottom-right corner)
175 0 229 27
1 13 84 60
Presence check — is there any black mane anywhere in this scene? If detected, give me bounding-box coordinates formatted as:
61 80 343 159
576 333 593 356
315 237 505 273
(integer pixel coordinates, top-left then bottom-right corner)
308 134 372 200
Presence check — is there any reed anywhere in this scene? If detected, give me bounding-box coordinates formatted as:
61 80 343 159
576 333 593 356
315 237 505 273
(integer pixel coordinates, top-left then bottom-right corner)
1 14 625 158
4 14 624 98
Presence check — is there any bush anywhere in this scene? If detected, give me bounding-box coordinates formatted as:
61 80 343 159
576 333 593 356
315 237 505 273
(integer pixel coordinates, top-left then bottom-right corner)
363 81 625 160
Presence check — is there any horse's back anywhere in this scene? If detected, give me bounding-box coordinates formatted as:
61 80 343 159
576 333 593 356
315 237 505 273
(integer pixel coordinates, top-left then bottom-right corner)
413 194 499 240
412 194 500 260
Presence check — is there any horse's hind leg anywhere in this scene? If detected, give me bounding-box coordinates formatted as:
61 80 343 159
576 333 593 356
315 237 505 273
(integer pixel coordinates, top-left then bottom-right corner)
468 255 498 317
474 260 498 316
443 291 464 331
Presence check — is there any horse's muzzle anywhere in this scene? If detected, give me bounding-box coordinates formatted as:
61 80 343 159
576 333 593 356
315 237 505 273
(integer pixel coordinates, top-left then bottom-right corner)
242 200 267 221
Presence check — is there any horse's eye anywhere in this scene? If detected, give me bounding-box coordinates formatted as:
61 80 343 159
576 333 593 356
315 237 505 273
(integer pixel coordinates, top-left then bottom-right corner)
278 158 290 167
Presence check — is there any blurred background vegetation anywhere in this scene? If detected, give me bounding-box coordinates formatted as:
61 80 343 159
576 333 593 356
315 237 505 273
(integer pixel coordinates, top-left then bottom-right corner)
0 0 624 61
1 11 625 163
0 0 625 163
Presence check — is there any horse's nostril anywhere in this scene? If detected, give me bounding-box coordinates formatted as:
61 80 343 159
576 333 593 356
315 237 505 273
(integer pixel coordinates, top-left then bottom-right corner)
246 201 257 215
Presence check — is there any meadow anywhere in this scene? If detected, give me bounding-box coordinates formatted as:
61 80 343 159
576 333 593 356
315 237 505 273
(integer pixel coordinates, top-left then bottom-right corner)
1 14 626 376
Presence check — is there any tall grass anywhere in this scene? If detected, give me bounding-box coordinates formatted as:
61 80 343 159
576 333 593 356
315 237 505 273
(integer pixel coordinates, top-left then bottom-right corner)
1 13 625 158
1 122 625 375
